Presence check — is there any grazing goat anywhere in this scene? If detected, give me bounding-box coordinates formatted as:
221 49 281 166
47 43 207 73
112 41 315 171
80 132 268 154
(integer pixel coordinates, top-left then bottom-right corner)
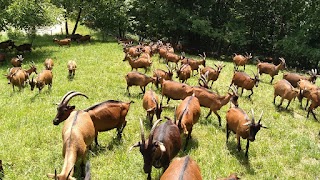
230 71 260 99
53 38 71 47
176 64 192 83
217 173 240 180
306 89 320 120
233 52 252 70
5 69 26 91
67 60 77 77
161 79 194 104
0 40 15 51
226 108 267 157
123 54 152 73
47 92 95 180
153 65 174 89
297 79 319 109
273 79 299 109
77 35 91 43
125 71 156 96
11 55 24 67
53 91 133 146
29 69 53 92
181 52 206 75
283 69 318 88
257 57 286 84
130 119 181 180
174 94 201 150
14 43 32 53
143 90 163 126
200 62 225 88
44 58 54 70
160 155 202 180
193 86 238 126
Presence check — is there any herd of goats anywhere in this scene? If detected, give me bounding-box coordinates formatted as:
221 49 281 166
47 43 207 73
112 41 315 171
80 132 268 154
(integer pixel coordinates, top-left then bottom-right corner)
0 36 319 179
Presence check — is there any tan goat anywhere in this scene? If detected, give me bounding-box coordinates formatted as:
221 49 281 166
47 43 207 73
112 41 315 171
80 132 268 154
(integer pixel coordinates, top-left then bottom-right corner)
176 64 192 83
283 69 318 88
297 79 319 109
257 57 286 84
5 69 26 91
44 58 54 70
11 55 24 67
230 71 260 99
273 79 299 109
306 89 320 120
233 52 252 70
153 65 174 89
123 54 152 73
165 52 185 66
53 38 71 47
181 52 206 75
125 71 156 96
67 60 77 77
29 69 53 92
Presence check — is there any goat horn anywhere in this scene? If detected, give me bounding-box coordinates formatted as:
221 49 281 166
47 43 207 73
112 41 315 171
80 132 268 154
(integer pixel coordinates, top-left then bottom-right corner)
258 111 264 124
251 108 255 123
139 118 145 146
59 91 76 104
66 165 74 179
54 169 57 180
62 91 89 107
148 119 162 145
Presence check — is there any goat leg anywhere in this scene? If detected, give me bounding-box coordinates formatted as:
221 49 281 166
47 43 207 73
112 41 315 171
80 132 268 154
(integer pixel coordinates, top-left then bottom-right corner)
305 100 310 110
127 86 131 96
245 139 250 157
286 100 291 109
278 98 284 107
205 110 212 119
214 111 222 126
270 77 274 84
184 127 192 151
248 90 253 99
237 134 241 151
95 136 100 146
226 124 230 143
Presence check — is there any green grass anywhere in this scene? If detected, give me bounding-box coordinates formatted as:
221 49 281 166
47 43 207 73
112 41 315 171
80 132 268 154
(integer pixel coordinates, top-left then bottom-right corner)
0 31 319 179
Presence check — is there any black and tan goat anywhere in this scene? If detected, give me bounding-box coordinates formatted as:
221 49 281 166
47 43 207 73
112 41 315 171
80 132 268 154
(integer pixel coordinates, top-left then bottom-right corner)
48 92 95 180
53 91 133 146
193 86 238 126
174 94 201 150
176 64 192 83
44 58 54 70
180 52 206 75
143 90 163 126
257 57 286 84
161 79 194 104
153 65 174 89
123 54 152 73
233 52 252 70
273 79 299 109
29 69 53 92
160 155 202 180
283 69 318 88
11 55 24 67
125 71 156 96
230 71 260 99
200 62 225 88
226 108 267 157
67 60 77 77
130 119 181 180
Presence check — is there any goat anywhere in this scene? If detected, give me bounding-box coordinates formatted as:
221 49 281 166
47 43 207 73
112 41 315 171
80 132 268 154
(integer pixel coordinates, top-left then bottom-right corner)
53 38 71 47
143 90 163 126
283 69 318 88
233 52 252 70
174 94 201 150
153 65 174 89
125 71 156 96
8 63 37 84
193 86 238 126
160 155 202 180
29 70 53 92
47 92 95 180
165 52 185 66
14 43 32 53
217 173 240 180
200 62 225 88
257 57 286 84
77 35 91 43
176 64 192 83
69 33 82 41
5 69 26 91
11 55 24 67
123 54 152 73
0 40 15 51
297 79 319 109
53 91 133 146
0 53 5 64
67 60 77 77
273 79 299 109
161 79 194 104
230 70 260 99
44 58 54 70
306 89 320 121
226 108 267 157
123 43 142 58
181 52 206 75
130 119 181 180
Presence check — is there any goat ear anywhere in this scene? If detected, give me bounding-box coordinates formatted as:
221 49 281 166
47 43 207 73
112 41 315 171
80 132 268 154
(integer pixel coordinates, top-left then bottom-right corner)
156 142 166 152
129 142 141 151
67 105 75 110
146 107 155 112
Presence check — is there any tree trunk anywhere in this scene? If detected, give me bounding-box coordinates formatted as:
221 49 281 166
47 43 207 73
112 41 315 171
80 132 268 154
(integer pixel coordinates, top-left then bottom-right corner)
65 12 69 36
71 6 82 35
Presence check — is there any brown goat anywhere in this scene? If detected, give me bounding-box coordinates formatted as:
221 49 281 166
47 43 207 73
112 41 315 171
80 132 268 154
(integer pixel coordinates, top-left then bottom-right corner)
130 119 181 180
11 55 24 67
143 90 163 126
175 94 201 150
48 92 95 180
306 89 320 120
44 58 54 70
176 64 192 83
67 60 77 77
193 86 238 126
77 35 91 43
165 52 185 66
230 71 260 99
200 62 225 88
29 69 53 92
8 63 37 85
53 38 71 47
297 79 319 109
273 79 299 109
160 155 202 180
217 173 240 180
69 33 82 41
5 69 26 91
153 65 174 89
257 57 286 84
283 69 318 88
123 54 152 73
226 108 267 157
125 71 156 96
233 52 252 70
14 43 32 53
181 52 206 75
161 79 194 104
0 40 15 51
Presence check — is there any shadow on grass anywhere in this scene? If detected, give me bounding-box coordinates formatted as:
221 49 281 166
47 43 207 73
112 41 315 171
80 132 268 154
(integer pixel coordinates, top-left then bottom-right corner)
226 142 255 175
178 137 199 155
273 103 294 116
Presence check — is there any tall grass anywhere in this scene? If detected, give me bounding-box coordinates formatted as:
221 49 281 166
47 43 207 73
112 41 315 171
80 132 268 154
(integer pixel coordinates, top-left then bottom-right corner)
0 30 319 179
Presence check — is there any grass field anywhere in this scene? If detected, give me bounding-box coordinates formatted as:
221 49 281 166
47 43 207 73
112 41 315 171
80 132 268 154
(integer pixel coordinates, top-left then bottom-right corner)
0 28 319 180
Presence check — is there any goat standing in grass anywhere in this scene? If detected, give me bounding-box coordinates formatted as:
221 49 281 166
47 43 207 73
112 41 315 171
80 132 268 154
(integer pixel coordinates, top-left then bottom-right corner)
297 79 319 109
143 90 163 126
153 65 174 89
233 52 252 70
67 60 77 77
257 57 286 84
230 70 260 99
125 71 156 96
44 58 54 70
283 69 318 88
273 79 299 109
200 62 225 88
161 79 194 104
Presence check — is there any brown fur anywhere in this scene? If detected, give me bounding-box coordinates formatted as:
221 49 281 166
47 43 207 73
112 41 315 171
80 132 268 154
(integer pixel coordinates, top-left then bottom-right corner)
53 38 71 47
306 89 320 120
273 79 299 109
76 35 91 43
230 71 260 99
165 52 184 65
123 54 152 73
29 69 53 92
176 64 192 83
67 60 77 77
283 70 317 88
125 71 155 96
161 79 194 104
257 57 286 84
297 79 319 108
181 55 206 75
153 67 173 89
44 58 54 70
143 90 162 126
233 53 252 70
6 69 26 91
0 53 5 63
217 173 240 180
200 62 225 88
11 55 24 67
14 43 32 52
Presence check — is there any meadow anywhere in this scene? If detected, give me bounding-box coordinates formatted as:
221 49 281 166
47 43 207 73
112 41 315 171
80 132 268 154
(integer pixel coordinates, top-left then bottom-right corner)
0 27 319 180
